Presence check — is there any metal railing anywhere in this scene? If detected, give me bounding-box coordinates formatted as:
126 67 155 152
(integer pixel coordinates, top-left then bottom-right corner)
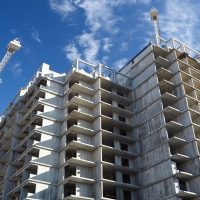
151 35 200 61
72 59 132 89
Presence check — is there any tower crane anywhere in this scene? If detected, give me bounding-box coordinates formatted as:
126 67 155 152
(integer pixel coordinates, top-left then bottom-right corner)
0 38 21 83
150 8 161 46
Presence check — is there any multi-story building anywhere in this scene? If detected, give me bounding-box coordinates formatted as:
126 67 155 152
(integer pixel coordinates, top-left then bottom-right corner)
0 36 200 200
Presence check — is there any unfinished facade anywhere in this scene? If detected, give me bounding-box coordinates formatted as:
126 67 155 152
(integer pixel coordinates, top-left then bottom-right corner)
0 36 200 200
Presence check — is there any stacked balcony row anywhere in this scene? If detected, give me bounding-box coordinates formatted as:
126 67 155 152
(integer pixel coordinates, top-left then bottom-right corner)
61 71 138 200
156 50 200 199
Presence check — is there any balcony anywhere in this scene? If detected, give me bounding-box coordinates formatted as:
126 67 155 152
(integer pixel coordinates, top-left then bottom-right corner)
174 171 193 180
101 129 135 144
159 80 175 94
101 160 136 174
21 88 45 114
10 162 37 182
65 157 95 167
65 132 95 151
63 182 94 200
100 101 133 118
68 82 95 96
64 165 95 185
101 115 133 131
154 56 169 69
157 67 173 81
66 121 94 136
168 136 186 147
1 138 12 151
166 121 184 136
171 153 190 163
177 190 199 198
101 144 137 159
100 88 132 106
163 106 182 122
66 107 95 122
67 96 94 108
0 150 11 163
103 184 116 200
65 147 94 167
0 165 7 177
64 175 95 185
161 92 178 107
102 178 139 190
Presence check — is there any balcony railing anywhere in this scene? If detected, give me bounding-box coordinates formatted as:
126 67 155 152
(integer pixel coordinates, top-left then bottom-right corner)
72 59 132 89
151 35 200 62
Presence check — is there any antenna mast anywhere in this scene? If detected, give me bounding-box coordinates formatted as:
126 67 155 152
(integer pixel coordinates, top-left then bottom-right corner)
150 8 161 45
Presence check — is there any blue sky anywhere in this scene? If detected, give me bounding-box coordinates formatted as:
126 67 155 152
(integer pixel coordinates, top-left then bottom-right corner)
0 0 200 113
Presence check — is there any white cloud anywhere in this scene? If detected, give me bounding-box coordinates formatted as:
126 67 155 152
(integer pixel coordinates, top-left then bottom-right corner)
64 43 81 60
108 0 151 6
49 0 76 19
11 62 22 77
31 30 42 43
160 0 199 49
78 0 119 33
64 33 100 64
49 0 152 64
113 58 128 70
103 38 113 52
78 32 100 64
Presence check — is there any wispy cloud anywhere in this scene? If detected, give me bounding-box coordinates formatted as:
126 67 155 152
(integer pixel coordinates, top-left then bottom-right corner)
113 58 128 70
31 30 42 43
103 38 113 52
64 43 81 60
161 0 200 49
11 62 23 78
78 32 100 63
49 0 76 19
49 0 152 64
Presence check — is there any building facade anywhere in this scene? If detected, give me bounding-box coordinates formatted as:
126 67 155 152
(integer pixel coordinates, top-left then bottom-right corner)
0 37 200 200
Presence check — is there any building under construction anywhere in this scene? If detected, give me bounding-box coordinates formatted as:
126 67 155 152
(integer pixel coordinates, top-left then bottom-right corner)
1 9 200 200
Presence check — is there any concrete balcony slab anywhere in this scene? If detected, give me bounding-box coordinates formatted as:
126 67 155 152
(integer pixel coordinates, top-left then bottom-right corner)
174 171 193 180
101 102 133 117
67 110 95 122
157 67 173 80
64 175 95 184
155 56 169 68
171 153 190 163
177 190 199 198
102 179 139 190
67 96 95 108
163 106 182 120
66 125 94 136
63 195 94 200
65 157 95 167
159 79 174 93
168 136 186 147
166 121 184 133
66 141 95 152
70 83 95 96
161 92 178 105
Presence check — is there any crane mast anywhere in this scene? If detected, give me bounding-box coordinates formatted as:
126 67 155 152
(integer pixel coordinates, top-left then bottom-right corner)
150 8 161 45
0 38 21 83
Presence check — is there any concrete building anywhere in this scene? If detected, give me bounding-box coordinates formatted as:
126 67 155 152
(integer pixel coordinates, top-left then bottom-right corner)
1 36 200 200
